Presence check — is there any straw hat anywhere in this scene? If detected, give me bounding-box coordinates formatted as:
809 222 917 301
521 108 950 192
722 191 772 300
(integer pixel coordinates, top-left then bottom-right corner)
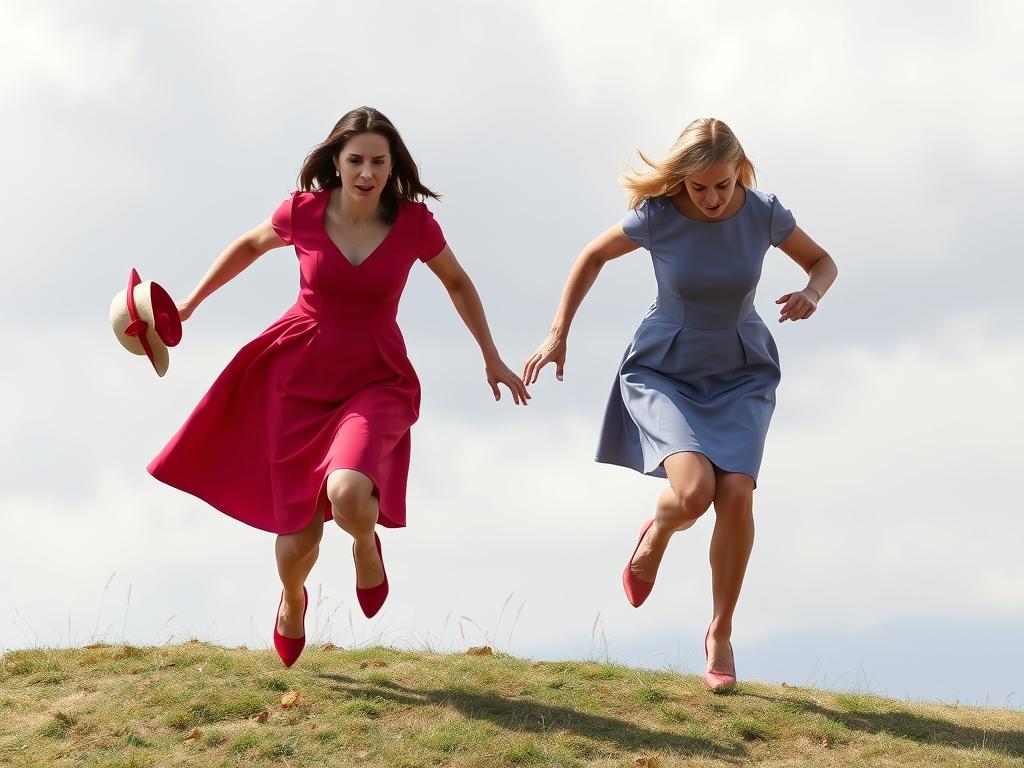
109 268 182 376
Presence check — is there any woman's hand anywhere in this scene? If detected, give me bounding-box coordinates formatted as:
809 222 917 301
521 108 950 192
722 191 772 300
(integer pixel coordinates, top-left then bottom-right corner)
775 288 819 323
522 332 567 384
485 357 531 405
176 299 196 322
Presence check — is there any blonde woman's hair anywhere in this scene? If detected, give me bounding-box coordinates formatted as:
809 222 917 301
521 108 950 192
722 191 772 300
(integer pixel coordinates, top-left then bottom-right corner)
620 118 756 210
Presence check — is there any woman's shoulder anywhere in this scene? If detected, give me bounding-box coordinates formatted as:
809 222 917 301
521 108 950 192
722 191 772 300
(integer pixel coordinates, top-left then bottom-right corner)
275 188 328 219
745 188 783 211
398 198 442 230
628 196 671 224
292 189 328 210
640 195 671 211
400 198 433 215
271 190 327 246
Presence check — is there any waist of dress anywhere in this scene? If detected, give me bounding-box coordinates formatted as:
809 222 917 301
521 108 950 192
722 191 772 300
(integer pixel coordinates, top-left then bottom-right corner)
648 294 760 330
287 298 400 325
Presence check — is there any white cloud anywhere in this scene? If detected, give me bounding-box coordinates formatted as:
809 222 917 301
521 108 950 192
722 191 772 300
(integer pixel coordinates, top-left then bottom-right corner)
526 1 1024 171
752 327 1024 630
2 0 1020 345
0 4 139 104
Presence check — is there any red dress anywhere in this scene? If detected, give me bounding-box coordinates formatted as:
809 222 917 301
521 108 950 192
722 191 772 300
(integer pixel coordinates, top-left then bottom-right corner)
148 190 446 534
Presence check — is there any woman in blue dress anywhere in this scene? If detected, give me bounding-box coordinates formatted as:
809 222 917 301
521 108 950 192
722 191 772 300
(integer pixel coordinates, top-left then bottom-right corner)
523 118 838 691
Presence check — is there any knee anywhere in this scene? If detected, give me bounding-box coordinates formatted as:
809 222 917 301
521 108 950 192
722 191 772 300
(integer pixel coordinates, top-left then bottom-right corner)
714 475 754 519
664 481 715 526
326 473 376 527
678 483 716 519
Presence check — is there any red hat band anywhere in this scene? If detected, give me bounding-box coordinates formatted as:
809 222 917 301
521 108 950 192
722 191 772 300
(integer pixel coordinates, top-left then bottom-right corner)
123 268 157 369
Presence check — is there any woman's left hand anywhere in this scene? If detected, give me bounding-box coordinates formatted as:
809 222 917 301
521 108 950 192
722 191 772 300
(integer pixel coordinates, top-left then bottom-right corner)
775 288 819 323
485 357 531 405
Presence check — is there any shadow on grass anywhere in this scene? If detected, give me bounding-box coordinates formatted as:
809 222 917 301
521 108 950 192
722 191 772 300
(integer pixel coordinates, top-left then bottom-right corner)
747 693 1024 759
317 673 747 760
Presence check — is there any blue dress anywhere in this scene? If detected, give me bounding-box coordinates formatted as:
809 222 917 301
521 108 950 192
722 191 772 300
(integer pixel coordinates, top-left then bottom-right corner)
595 188 796 484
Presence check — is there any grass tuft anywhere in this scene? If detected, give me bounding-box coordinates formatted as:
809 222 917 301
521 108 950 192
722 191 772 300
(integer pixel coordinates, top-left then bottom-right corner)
502 740 547 764
342 696 390 719
729 716 776 741
835 692 880 714
164 694 268 730
260 675 290 692
38 711 76 739
632 685 671 705
124 730 153 747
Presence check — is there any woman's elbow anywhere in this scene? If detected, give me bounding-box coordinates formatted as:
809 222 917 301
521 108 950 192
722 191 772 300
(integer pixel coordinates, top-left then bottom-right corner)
443 270 473 297
580 247 613 273
813 249 837 276
825 251 838 278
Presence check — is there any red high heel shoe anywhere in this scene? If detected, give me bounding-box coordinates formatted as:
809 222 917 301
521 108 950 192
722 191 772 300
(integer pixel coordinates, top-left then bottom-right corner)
273 585 308 668
622 519 657 607
703 629 736 692
355 532 389 618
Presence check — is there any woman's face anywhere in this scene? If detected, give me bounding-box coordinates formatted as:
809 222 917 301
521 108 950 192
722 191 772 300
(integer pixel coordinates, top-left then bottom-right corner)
682 161 740 219
334 132 392 204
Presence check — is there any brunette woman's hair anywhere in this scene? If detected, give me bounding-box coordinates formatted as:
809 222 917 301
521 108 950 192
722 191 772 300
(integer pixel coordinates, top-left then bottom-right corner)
298 106 440 223
619 118 756 210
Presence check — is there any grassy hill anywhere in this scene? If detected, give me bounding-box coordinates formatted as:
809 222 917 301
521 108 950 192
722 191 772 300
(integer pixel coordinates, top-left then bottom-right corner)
1 642 1021 767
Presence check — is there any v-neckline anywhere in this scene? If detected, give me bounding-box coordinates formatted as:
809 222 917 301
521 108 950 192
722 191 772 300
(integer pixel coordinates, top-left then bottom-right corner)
321 189 399 268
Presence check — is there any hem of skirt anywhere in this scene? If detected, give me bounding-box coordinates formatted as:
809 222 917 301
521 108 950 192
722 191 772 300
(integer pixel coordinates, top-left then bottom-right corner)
594 453 668 479
147 463 289 534
595 450 760 489
147 462 407 535
655 449 760 488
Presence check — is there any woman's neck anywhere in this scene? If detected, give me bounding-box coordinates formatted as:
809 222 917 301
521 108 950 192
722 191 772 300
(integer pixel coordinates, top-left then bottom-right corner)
332 187 381 224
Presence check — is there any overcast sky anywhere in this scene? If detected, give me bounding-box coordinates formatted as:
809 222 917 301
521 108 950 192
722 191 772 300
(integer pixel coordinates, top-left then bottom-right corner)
2 0 1022 710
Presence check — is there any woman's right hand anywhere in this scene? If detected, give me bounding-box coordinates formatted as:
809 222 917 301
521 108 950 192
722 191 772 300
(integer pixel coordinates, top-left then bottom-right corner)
176 299 196 322
522 331 567 384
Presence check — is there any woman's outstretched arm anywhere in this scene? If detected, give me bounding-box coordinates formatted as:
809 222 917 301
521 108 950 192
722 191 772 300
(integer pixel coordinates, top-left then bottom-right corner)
522 224 639 384
425 246 530 405
177 218 286 321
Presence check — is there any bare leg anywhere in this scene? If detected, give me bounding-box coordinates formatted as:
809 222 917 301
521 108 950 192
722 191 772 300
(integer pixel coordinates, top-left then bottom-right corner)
706 470 755 675
274 510 324 638
628 451 716 583
326 469 384 589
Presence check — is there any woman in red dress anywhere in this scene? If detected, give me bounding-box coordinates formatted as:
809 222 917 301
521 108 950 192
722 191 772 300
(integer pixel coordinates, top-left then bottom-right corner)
148 107 528 666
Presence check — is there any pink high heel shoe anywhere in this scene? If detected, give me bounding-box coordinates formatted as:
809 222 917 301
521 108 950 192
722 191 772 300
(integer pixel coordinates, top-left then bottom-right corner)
273 586 308 668
703 629 736 692
622 519 657 607
355 532 389 618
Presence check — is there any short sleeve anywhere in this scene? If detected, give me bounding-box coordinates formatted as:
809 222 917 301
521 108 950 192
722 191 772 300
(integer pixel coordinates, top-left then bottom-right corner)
419 203 447 263
271 193 295 245
621 199 652 250
769 195 796 247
